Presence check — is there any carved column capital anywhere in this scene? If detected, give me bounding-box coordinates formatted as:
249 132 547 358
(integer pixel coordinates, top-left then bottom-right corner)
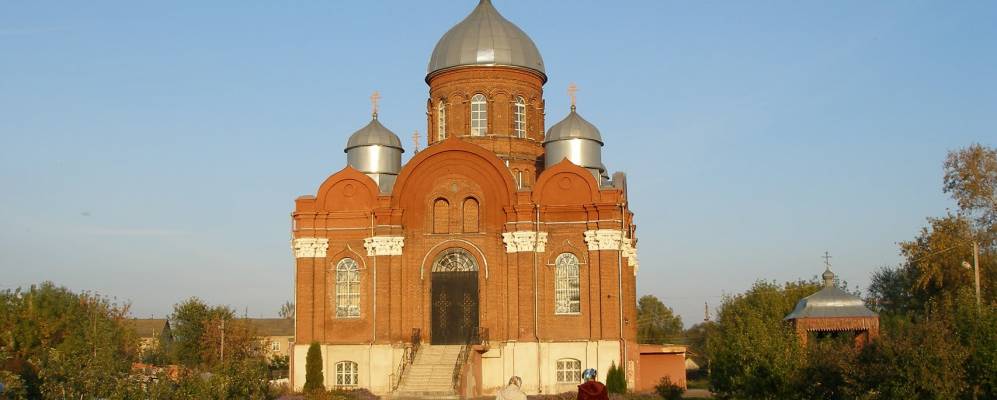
363 236 405 256
502 231 548 253
292 238 329 258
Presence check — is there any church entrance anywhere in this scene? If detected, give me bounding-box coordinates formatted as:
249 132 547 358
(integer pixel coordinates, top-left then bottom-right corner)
430 248 479 345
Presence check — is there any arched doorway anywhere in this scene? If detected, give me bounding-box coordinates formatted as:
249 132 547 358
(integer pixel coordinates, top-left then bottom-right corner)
430 248 479 344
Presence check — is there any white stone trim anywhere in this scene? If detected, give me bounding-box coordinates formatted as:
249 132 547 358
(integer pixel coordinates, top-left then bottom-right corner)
583 229 624 251
621 238 639 272
292 237 328 258
363 236 404 256
502 231 548 253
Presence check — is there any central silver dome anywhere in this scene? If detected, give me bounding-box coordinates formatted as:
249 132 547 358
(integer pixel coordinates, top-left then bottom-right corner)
544 107 605 178
428 0 545 78
345 116 404 192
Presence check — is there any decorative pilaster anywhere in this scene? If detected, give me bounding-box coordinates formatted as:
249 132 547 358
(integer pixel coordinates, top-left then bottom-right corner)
292 238 329 258
501 231 548 253
363 236 405 256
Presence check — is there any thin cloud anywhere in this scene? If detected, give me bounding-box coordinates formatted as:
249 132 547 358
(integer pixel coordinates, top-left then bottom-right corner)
79 227 186 237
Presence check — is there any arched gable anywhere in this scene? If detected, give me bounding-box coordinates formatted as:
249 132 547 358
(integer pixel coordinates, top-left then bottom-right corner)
532 158 601 206
313 166 379 212
391 138 517 229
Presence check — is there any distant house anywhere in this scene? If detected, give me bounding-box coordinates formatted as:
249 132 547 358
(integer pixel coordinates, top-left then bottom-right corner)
247 318 294 359
128 318 172 352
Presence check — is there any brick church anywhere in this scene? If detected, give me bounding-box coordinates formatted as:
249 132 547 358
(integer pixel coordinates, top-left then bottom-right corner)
290 1 641 396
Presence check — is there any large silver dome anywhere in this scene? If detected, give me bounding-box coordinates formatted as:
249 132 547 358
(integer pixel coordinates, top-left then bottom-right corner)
544 107 605 177
428 0 545 77
344 116 404 192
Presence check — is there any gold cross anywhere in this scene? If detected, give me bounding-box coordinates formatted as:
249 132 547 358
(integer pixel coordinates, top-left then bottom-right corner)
412 130 420 153
370 90 381 117
567 82 578 110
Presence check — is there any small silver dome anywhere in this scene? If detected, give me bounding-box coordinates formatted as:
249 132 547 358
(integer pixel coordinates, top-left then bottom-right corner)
544 107 605 177
345 116 404 151
428 0 545 77
544 107 604 144
344 115 404 192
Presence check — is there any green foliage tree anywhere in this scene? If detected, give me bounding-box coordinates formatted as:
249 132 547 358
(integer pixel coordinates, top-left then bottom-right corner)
170 297 213 367
0 282 137 399
304 342 324 392
707 280 817 399
605 361 626 394
637 295 683 345
944 143 997 230
852 316 968 399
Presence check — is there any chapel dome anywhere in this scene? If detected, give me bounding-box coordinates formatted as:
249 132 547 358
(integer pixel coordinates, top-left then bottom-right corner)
784 267 877 320
427 0 545 78
543 106 605 176
345 117 404 152
344 115 404 192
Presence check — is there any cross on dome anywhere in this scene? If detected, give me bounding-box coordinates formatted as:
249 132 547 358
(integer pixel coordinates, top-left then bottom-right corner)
568 83 578 111
412 130 421 153
370 91 381 118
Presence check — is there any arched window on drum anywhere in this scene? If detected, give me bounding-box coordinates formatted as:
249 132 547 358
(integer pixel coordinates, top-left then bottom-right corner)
462 197 479 233
554 253 581 314
470 94 487 136
335 258 360 318
437 100 447 141
514 96 526 138
433 198 450 234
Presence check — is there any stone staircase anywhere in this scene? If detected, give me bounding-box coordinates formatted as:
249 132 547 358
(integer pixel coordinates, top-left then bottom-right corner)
392 344 463 399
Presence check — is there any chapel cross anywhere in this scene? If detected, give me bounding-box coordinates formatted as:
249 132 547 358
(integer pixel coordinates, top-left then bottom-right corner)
370 91 381 117
822 251 833 269
567 82 578 110
412 130 420 153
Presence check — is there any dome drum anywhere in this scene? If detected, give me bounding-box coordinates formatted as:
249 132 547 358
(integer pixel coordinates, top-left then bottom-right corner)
544 138 604 174
344 117 404 192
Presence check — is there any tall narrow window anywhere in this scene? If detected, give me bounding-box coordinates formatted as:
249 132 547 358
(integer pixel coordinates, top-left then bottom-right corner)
470 94 487 136
555 253 581 314
556 358 582 383
335 361 359 388
433 198 450 234
514 96 526 138
517 170 524 189
335 258 360 318
437 100 447 141
462 197 479 233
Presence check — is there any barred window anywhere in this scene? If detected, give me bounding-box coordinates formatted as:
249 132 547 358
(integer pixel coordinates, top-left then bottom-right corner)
335 361 359 387
437 100 447 140
514 96 526 138
470 94 487 136
556 358 582 383
335 258 360 318
555 253 581 314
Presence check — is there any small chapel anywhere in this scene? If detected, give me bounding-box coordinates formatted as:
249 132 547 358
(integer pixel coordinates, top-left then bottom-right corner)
290 1 642 396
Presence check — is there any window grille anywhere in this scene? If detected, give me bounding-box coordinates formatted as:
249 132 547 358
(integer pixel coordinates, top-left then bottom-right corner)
555 253 581 314
335 361 359 387
556 358 582 383
514 96 526 138
437 100 447 140
432 248 478 272
335 258 361 318
470 94 487 136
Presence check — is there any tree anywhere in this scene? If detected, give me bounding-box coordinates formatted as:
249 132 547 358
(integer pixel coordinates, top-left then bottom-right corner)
0 282 137 399
169 297 213 367
279 301 295 319
637 295 683 345
852 316 968 399
304 342 324 392
944 143 997 231
707 280 817 399
605 361 626 394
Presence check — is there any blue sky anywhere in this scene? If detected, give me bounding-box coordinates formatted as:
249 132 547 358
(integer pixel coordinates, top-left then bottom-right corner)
1 1 995 326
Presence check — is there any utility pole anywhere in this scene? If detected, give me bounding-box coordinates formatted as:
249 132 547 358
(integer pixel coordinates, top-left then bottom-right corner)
220 319 226 364
973 241 981 307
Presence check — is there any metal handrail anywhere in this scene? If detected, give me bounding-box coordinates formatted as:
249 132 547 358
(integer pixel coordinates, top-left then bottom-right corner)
392 328 422 391
451 327 488 390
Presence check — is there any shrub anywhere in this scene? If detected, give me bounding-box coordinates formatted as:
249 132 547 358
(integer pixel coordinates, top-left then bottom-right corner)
606 361 627 394
304 342 324 392
654 376 684 400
